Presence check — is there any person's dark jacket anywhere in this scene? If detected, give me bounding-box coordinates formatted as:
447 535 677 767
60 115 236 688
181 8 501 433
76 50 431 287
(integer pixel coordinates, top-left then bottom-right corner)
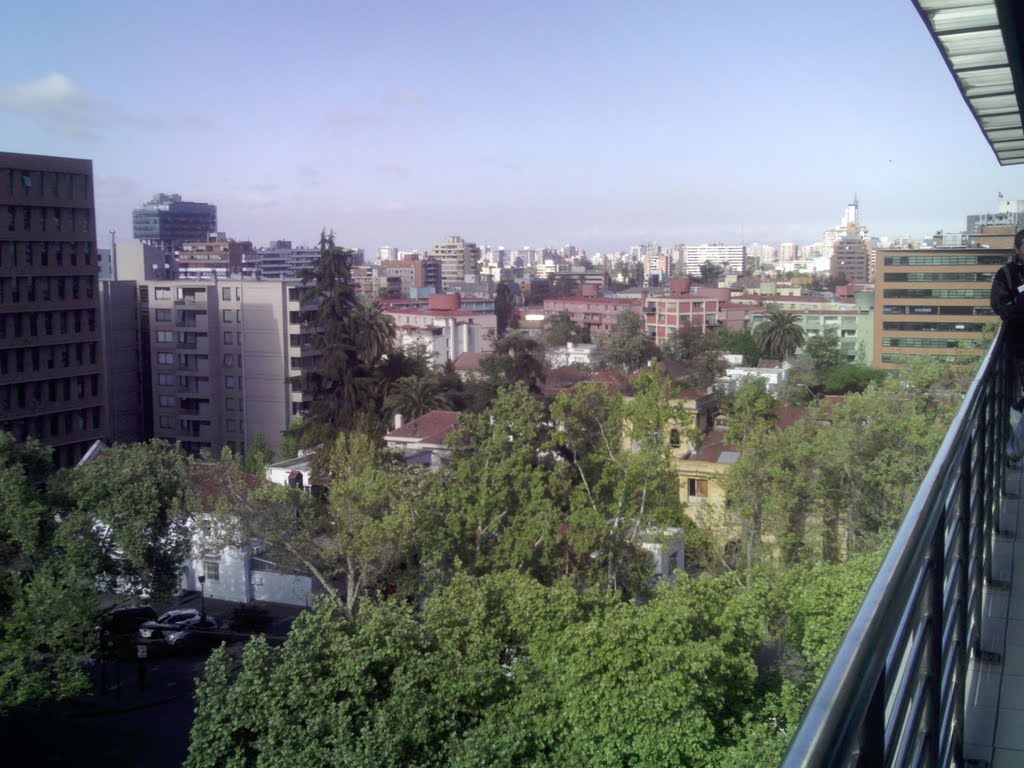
991 259 1024 355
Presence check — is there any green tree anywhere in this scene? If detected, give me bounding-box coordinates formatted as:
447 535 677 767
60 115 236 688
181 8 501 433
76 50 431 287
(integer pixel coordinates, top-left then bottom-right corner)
494 281 519 337
349 300 396 366
423 384 555 580
278 417 303 460
802 328 841 375
721 376 777 444
821 362 887 394
323 432 421 616
754 308 805 361
64 440 195 599
0 437 198 710
598 310 653 372
0 436 98 710
241 431 272 475
698 260 725 286
481 331 546 392
660 325 722 387
547 372 687 594
296 230 369 444
543 310 591 348
716 328 760 365
384 375 451 420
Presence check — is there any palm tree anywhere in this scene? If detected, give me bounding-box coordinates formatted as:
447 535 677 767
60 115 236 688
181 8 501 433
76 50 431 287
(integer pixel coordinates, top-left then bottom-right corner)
754 308 805 361
385 375 451 420
349 302 396 366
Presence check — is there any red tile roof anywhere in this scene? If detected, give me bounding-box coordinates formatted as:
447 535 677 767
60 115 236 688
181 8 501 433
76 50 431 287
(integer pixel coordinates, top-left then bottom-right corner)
385 410 460 446
453 352 486 371
191 463 263 508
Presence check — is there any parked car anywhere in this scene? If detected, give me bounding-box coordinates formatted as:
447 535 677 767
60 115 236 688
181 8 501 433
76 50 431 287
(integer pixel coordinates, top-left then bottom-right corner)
137 608 204 641
100 606 158 636
164 615 224 651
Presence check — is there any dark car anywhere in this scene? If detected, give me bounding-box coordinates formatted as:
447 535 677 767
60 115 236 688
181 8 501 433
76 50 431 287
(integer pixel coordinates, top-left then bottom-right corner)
100 606 158 636
137 608 204 642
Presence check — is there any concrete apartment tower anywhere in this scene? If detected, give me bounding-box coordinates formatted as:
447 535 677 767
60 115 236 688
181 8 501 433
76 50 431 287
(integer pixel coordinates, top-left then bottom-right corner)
0 152 105 466
139 278 315 457
432 235 481 292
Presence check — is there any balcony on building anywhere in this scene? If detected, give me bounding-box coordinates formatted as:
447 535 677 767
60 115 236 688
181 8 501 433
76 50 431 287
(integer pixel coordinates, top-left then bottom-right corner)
782 4 1024 765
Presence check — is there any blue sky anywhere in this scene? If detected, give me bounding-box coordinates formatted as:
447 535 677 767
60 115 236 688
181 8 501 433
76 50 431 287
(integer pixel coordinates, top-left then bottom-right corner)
3 0 1024 255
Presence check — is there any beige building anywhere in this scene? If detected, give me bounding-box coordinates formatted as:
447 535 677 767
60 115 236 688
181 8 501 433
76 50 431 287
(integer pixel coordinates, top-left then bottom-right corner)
139 279 315 457
873 247 1007 370
432 235 481 292
0 152 105 467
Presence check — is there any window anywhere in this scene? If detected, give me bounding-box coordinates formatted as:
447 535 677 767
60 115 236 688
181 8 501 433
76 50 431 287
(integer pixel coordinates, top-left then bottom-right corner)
225 376 236 390
223 331 233 344
223 354 235 367
155 309 171 322
156 331 173 343
226 419 236 432
158 395 176 407
235 287 241 300
669 429 681 448
157 353 173 365
236 333 242 345
203 558 220 582
222 310 232 322
158 415 172 428
154 287 171 300
157 373 174 386
222 287 231 300
235 310 242 323
225 397 236 411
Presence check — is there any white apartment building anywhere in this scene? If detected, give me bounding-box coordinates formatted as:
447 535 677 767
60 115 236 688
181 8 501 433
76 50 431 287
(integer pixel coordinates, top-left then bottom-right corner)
683 243 747 276
140 279 316 458
386 298 496 367
251 241 322 280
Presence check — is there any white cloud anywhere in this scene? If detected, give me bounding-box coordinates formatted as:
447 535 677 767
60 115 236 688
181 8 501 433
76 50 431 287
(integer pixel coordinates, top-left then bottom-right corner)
0 73 216 139
0 72 102 139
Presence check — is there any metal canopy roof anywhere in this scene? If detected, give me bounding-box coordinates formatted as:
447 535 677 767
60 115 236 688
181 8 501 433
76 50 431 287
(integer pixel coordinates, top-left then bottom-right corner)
913 0 1024 164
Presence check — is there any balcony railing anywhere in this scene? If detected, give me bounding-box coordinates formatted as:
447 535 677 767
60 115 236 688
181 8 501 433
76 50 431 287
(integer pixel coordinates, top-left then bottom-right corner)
782 329 1009 767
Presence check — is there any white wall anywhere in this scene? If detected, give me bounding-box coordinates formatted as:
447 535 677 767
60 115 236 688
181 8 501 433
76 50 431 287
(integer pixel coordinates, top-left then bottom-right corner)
252 570 314 607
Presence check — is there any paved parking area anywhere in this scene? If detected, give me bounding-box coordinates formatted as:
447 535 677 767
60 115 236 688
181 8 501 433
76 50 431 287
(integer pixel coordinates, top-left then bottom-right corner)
1 597 303 767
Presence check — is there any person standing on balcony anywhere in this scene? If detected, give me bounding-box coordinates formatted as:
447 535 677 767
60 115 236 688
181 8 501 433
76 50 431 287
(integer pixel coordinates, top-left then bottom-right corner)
990 229 1024 461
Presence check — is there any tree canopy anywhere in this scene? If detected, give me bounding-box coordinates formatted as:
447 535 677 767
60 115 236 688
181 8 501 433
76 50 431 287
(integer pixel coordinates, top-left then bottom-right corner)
598 310 654 372
754 308 805 361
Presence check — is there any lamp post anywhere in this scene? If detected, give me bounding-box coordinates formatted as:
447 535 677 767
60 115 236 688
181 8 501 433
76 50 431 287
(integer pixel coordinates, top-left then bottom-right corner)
198 573 206 620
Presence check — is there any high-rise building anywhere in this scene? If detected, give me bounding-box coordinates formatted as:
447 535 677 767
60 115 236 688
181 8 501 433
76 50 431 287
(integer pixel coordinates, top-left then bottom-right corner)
432 235 481 292
832 233 871 283
378 245 399 262
966 196 1024 234
0 152 105 466
132 193 217 254
139 279 315 457
174 234 252 280
873 246 1006 370
683 243 746 276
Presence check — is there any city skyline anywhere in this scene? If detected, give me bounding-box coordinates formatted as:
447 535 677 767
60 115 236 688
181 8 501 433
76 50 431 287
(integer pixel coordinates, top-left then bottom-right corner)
4 1 1024 254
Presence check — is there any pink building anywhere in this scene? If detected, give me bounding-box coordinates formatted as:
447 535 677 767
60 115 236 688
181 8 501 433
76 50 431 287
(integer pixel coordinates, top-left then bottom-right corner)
642 279 734 341
542 293 645 337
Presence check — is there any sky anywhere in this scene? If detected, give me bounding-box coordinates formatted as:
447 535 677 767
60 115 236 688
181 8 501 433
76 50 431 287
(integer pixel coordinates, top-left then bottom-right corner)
4 0 1024 256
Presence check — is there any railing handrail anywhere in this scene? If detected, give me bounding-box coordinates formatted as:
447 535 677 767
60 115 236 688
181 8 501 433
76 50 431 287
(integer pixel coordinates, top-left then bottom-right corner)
782 328 1007 766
